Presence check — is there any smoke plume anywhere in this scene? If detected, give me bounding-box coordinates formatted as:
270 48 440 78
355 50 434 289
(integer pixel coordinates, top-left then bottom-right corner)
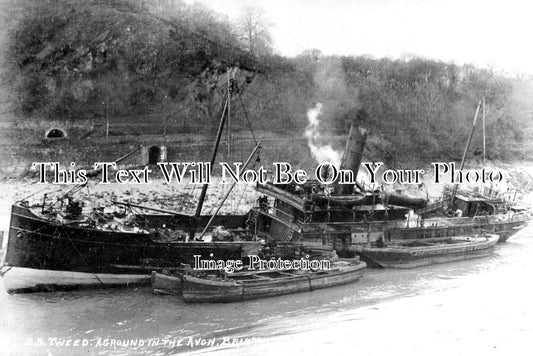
305 103 342 167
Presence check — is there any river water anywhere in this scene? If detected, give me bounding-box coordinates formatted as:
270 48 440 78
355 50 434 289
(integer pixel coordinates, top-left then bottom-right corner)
1 225 532 356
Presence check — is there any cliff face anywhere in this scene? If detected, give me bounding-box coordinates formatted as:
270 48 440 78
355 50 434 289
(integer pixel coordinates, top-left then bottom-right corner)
5 0 254 124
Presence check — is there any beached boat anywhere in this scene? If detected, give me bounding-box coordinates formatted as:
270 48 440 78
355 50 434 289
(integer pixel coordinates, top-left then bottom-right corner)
411 187 530 243
359 233 499 268
0 68 263 294
173 259 366 303
412 99 531 242
0 203 260 294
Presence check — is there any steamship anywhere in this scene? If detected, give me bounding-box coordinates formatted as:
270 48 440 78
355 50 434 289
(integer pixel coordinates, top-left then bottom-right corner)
0 202 260 294
250 116 530 263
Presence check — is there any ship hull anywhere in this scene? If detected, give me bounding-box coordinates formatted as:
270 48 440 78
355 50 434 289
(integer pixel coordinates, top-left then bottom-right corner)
388 216 528 243
1 204 260 294
255 208 529 257
0 266 149 293
360 234 499 268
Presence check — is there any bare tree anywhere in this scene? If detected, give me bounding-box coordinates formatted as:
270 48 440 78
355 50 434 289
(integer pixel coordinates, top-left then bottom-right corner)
237 6 273 57
299 49 324 61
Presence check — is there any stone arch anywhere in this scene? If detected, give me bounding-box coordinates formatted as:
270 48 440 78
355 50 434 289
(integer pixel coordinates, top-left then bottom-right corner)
45 128 67 138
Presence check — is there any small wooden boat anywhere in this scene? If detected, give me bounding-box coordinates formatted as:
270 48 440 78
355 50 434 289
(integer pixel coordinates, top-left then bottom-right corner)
360 233 499 268
152 270 183 296
151 259 367 303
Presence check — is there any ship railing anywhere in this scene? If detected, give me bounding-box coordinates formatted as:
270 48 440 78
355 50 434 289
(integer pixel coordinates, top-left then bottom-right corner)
305 212 529 230
256 206 530 233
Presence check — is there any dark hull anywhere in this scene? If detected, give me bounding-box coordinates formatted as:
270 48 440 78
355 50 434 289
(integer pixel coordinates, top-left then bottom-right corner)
360 234 499 268
180 262 366 303
255 209 529 256
1 204 260 294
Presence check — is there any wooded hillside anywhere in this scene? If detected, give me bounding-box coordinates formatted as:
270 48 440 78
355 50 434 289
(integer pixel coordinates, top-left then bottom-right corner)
4 0 533 164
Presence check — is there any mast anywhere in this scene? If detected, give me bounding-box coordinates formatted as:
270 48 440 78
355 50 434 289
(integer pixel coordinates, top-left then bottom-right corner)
227 69 231 159
194 94 229 220
450 100 482 208
192 69 235 236
482 96 486 166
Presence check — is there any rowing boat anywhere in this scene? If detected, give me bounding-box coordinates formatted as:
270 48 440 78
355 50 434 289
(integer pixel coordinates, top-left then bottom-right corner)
152 259 366 302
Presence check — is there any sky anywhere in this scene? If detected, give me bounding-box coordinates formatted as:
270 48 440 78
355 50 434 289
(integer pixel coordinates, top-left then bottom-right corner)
185 0 533 75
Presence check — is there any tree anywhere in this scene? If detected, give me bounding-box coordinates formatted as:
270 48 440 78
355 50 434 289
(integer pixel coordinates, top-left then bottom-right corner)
237 6 273 57
299 49 324 62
